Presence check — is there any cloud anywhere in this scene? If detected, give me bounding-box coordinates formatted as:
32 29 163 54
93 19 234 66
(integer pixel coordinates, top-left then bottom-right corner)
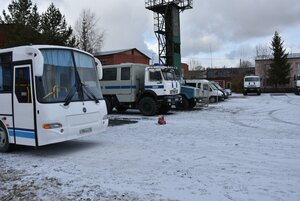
1 0 300 67
181 0 300 56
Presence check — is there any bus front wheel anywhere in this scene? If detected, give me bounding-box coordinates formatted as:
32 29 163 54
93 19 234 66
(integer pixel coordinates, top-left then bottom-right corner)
0 123 11 152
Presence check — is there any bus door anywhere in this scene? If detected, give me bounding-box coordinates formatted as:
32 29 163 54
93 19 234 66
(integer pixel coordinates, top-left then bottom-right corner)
13 64 36 146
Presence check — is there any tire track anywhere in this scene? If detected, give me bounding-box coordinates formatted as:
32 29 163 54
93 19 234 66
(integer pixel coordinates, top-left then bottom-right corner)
268 109 300 126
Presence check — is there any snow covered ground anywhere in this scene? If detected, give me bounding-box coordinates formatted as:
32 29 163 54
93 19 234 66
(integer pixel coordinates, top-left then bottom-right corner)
1 93 300 201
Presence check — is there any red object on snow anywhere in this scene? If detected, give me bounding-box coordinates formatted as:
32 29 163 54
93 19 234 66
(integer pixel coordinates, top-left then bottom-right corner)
158 115 166 125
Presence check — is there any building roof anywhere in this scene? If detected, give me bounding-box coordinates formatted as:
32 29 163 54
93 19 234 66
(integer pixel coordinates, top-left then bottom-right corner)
94 48 150 59
256 53 300 61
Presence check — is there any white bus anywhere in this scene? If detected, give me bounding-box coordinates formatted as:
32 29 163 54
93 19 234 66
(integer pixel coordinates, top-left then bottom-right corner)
0 45 108 152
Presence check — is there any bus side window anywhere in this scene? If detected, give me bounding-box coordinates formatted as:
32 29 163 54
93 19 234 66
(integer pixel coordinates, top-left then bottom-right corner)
0 64 3 91
0 53 12 92
15 67 32 103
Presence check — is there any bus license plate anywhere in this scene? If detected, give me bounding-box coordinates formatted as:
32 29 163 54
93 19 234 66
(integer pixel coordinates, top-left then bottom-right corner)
80 127 92 134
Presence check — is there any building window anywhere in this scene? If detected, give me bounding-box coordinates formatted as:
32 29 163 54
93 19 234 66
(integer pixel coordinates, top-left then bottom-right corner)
297 62 300 69
264 64 270 70
121 67 130 80
102 68 117 81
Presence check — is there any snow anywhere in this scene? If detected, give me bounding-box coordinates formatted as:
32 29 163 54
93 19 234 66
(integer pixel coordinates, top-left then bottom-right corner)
1 93 300 201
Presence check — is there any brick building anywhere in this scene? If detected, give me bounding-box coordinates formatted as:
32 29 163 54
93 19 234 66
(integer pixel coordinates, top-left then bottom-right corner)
205 67 255 89
94 48 150 65
255 53 300 92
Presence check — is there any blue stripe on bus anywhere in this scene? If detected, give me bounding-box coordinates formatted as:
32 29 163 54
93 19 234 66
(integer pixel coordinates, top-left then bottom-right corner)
104 85 137 89
8 128 35 139
145 85 164 89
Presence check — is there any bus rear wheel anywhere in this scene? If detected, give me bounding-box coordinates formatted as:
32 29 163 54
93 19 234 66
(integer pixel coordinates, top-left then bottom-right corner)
0 123 11 152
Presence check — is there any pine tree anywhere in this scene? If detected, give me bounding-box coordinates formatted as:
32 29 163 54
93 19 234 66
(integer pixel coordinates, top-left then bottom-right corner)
40 3 76 46
0 0 76 47
0 0 41 47
268 31 291 89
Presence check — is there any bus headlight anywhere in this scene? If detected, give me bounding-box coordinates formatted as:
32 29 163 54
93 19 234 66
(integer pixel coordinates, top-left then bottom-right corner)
43 123 62 129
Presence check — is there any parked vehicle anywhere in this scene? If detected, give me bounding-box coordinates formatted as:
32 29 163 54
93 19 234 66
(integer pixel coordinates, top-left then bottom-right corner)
100 63 181 116
185 79 224 103
0 45 108 152
176 84 201 109
210 81 228 99
225 88 232 96
294 74 300 95
243 75 261 95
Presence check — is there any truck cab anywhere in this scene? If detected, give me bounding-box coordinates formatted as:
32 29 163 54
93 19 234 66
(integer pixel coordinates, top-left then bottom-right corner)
243 75 261 95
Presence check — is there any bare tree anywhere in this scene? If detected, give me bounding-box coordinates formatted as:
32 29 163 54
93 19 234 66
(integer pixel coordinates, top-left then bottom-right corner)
240 60 253 68
75 9 104 54
256 43 272 59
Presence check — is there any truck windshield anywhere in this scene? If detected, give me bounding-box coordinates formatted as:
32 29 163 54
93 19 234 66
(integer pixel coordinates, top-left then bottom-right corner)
36 49 103 103
245 77 259 82
162 68 176 80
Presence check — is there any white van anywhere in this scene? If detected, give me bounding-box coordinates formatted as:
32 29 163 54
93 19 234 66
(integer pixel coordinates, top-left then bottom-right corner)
185 79 224 103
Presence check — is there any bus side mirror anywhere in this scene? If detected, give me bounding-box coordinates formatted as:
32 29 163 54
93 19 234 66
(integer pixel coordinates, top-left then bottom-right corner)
95 58 103 80
27 47 43 76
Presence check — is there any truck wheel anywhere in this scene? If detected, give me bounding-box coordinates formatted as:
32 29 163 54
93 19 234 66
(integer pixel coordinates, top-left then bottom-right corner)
257 92 261 95
104 97 113 114
158 104 171 115
188 100 196 109
0 123 11 152
243 91 247 96
176 96 189 110
139 97 157 116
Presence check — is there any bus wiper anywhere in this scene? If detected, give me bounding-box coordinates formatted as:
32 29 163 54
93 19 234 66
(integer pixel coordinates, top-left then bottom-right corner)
63 84 77 106
82 84 99 104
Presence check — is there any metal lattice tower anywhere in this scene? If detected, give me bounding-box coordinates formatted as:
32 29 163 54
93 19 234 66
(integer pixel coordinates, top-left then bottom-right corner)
145 0 193 77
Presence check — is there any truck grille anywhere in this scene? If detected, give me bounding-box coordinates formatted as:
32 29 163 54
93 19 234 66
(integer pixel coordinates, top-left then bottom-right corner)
170 89 178 95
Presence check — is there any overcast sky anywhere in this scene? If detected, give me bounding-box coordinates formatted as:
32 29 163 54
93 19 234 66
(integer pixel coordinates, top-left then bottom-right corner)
1 0 300 68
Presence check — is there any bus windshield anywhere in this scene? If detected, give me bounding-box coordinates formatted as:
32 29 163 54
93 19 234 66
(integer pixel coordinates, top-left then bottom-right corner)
36 49 103 103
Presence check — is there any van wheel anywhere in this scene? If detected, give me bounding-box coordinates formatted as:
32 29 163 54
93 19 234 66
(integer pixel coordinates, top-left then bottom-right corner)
116 105 128 112
243 91 247 96
176 96 189 110
104 97 113 114
257 92 261 95
209 96 216 103
139 97 157 116
0 123 11 152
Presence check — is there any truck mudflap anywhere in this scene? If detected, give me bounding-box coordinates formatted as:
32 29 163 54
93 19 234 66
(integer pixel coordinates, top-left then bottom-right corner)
159 95 182 105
